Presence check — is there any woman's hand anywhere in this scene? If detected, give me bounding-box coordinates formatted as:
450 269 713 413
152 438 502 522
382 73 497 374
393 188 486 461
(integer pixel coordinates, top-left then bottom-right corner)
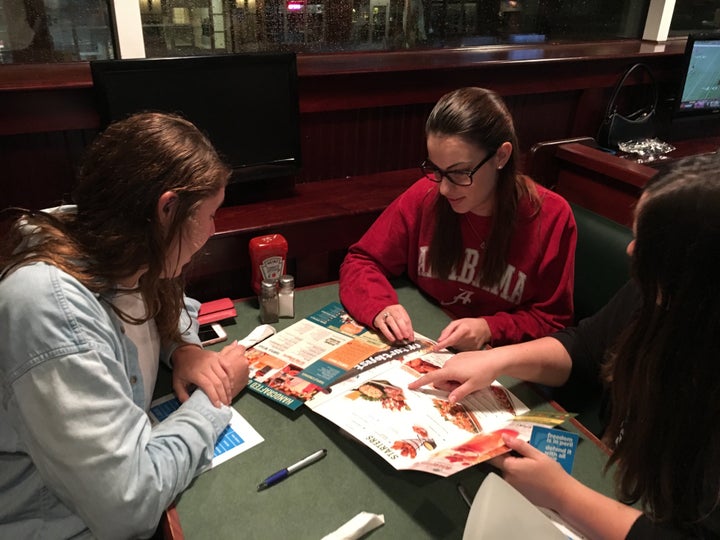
373 304 414 343
407 351 498 403
171 343 250 407
492 433 642 539
490 433 575 511
435 318 491 351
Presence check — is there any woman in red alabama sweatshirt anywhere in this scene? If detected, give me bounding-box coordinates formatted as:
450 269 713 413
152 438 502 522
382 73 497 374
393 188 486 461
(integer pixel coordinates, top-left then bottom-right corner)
339 87 576 350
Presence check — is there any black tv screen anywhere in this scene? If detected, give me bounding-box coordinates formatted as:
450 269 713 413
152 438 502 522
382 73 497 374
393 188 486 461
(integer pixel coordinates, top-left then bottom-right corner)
675 32 720 118
90 53 302 184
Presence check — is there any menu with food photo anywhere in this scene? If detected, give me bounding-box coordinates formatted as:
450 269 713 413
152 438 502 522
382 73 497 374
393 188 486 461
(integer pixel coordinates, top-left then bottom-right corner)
306 349 566 477
244 302 572 476
244 302 436 410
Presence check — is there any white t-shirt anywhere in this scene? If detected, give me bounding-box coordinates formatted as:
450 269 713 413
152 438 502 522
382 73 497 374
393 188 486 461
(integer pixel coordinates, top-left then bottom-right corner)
111 289 161 411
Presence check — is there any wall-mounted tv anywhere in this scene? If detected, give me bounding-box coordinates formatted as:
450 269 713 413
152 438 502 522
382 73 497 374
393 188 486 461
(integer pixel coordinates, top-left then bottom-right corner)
90 53 302 185
675 32 720 118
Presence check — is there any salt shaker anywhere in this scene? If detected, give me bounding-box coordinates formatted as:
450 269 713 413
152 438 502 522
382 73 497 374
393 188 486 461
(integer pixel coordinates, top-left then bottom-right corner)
278 274 295 318
259 279 279 323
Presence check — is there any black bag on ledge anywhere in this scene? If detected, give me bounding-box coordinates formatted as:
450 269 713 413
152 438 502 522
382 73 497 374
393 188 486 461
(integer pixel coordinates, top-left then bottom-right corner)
597 62 658 150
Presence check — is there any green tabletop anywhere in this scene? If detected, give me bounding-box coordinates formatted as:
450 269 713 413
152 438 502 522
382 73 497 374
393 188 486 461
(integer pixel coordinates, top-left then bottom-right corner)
156 280 615 539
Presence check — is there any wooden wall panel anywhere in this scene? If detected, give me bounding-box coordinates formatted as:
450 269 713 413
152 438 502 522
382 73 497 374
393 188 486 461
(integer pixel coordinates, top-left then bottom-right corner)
504 91 582 158
0 44 687 211
297 103 430 183
0 43 695 299
1 130 93 209
296 89 589 187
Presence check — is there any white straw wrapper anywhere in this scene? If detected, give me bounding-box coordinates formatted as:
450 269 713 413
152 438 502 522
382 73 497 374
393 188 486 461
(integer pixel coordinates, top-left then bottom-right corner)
320 511 385 540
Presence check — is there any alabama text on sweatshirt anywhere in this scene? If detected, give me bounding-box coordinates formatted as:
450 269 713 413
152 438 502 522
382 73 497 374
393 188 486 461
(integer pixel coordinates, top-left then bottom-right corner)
339 178 577 345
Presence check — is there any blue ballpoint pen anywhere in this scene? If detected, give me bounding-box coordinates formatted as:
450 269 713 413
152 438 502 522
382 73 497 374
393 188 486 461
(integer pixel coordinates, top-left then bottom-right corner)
257 449 327 491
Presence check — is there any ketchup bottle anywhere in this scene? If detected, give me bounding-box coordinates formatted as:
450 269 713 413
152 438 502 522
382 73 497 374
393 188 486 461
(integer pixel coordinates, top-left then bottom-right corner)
249 234 288 295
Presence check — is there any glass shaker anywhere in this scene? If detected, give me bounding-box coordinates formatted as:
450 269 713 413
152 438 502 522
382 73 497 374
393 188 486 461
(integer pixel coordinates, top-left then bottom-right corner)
278 274 295 318
259 279 279 323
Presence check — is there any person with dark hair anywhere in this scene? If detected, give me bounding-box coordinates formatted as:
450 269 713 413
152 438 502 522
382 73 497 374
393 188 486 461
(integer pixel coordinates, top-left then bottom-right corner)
339 87 576 350
410 153 720 538
0 112 249 538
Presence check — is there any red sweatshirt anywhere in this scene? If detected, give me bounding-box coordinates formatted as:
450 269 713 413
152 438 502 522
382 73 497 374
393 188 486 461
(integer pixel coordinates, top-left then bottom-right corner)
339 178 577 345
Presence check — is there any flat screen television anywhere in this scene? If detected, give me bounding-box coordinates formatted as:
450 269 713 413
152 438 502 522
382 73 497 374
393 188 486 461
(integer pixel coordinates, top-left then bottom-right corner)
675 32 720 118
90 53 302 187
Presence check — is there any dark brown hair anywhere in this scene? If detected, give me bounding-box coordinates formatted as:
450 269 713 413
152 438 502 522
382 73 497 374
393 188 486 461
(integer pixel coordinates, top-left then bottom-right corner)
424 87 538 286
0 112 231 341
603 153 720 531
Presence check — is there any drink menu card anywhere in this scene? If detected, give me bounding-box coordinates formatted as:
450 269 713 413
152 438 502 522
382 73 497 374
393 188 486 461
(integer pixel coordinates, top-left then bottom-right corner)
149 394 264 474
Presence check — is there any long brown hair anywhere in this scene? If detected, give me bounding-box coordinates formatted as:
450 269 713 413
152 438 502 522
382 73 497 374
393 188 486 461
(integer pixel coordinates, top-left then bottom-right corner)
603 154 720 530
424 87 538 286
0 112 231 341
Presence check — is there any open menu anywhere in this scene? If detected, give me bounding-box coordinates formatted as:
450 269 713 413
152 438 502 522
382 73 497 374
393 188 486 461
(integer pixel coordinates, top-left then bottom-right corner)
245 302 414 410
245 302 571 477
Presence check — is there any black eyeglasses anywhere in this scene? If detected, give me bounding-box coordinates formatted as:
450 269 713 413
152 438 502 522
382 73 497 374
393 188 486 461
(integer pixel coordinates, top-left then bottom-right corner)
420 149 497 187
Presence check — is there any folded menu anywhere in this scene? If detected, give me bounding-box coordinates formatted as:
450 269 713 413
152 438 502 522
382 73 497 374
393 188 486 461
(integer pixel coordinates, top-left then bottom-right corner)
244 302 572 477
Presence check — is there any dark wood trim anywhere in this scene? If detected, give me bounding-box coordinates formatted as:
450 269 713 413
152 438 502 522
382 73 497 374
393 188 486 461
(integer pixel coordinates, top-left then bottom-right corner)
160 505 185 540
296 39 687 77
185 169 418 300
526 136 596 188
552 402 612 457
0 39 688 135
297 40 687 113
0 39 688 92
0 62 93 91
526 382 612 456
549 136 720 227
553 143 653 227
214 168 417 236
0 87 99 135
557 143 657 190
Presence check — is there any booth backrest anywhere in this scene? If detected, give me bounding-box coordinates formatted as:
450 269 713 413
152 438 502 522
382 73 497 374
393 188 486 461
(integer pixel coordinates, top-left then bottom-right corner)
571 202 633 323
548 203 633 436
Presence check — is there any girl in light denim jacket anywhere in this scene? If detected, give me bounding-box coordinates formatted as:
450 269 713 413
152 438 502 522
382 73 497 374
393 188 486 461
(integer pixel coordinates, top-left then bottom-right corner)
0 112 249 539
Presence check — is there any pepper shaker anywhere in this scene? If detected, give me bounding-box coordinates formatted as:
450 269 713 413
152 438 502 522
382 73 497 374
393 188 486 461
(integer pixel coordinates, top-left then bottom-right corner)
259 279 279 323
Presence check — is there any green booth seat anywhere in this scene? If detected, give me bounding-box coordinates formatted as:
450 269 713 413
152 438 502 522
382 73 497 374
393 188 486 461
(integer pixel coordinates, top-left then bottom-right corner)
550 202 634 437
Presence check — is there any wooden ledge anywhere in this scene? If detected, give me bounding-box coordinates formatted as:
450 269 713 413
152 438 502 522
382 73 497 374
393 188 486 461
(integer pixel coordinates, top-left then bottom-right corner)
187 169 418 300
1 40 687 92
214 169 418 237
556 143 656 190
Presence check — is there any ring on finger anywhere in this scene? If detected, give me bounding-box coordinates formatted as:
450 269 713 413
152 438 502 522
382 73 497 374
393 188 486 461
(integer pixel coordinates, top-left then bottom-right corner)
382 312 391 322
